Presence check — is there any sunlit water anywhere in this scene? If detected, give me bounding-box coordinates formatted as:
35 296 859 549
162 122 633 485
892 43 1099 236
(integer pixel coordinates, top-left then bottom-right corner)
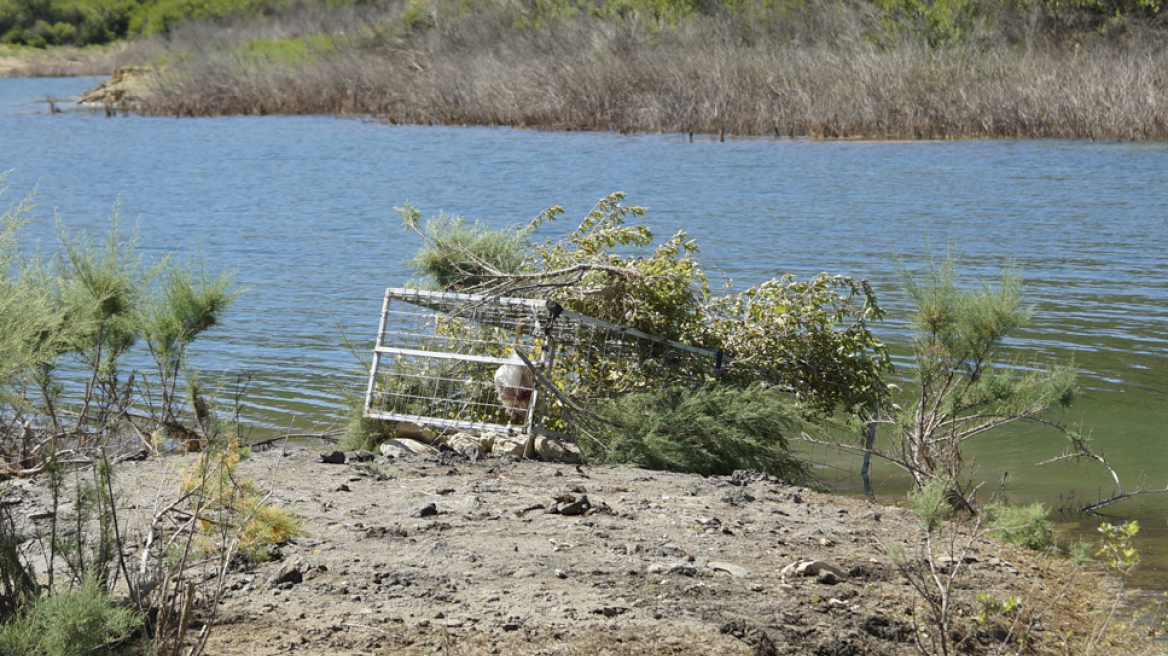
3 77 1168 600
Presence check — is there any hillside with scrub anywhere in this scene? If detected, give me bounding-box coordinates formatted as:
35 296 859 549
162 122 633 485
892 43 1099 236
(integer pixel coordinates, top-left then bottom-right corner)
3 0 1168 138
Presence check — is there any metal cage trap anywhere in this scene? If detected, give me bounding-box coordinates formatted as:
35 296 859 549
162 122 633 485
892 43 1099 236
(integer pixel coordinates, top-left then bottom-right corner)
363 287 724 440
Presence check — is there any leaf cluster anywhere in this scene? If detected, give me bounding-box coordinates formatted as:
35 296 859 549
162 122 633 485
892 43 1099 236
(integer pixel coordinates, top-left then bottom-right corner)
706 273 889 414
0 572 140 656
981 501 1052 550
181 440 305 562
1096 520 1139 575
588 383 808 478
530 195 709 343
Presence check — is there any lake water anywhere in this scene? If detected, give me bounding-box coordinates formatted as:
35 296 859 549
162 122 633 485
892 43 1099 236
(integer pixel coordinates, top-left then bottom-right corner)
3 77 1168 597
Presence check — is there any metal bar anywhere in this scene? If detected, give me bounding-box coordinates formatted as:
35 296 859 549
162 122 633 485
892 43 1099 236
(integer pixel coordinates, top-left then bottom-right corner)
532 340 558 433
364 291 395 415
372 346 520 366
363 408 525 435
387 287 552 310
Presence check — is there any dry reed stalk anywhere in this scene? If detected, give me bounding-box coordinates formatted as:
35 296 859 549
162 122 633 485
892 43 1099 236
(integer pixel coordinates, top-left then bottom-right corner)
136 7 1168 139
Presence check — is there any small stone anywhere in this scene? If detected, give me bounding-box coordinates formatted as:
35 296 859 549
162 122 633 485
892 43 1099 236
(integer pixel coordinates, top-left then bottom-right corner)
335 484 351 492
558 495 591 516
709 561 749 578
492 434 530 457
320 451 346 464
350 450 375 462
817 570 840 585
396 501 438 518
532 435 582 463
271 558 304 586
782 560 848 582
554 569 567 579
380 439 439 458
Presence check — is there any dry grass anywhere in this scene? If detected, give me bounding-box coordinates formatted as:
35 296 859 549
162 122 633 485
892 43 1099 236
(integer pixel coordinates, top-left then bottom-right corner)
126 0 1168 139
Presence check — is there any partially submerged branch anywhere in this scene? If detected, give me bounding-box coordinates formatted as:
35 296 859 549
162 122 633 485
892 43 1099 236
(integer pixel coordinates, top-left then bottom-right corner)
1039 429 1168 512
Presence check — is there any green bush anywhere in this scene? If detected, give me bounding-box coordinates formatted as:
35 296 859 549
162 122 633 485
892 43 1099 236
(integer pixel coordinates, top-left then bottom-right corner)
982 502 1053 550
587 384 808 478
0 572 140 656
401 207 531 292
237 33 338 66
0 0 136 46
337 414 395 451
907 475 954 533
127 0 272 35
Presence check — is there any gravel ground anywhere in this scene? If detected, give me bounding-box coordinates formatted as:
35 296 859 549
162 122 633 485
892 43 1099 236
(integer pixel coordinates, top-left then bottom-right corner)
7 446 1145 656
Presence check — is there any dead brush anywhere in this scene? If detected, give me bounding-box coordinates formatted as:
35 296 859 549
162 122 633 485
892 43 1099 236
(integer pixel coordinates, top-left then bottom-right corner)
137 1 1168 140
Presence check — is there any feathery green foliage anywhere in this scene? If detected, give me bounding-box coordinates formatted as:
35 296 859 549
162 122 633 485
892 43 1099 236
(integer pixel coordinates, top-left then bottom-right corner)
141 260 238 371
140 259 240 423
589 384 807 478
338 414 395 451
0 572 140 656
0 181 65 386
402 206 531 291
883 251 1079 509
981 501 1053 550
55 213 146 377
906 473 954 533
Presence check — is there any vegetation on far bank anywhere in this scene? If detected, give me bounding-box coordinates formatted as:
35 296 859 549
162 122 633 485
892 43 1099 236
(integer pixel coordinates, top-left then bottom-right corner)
4 0 1168 138
3 0 1165 48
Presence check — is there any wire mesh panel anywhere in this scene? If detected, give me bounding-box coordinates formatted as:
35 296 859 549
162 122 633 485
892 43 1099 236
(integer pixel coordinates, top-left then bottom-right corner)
364 288 723 439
